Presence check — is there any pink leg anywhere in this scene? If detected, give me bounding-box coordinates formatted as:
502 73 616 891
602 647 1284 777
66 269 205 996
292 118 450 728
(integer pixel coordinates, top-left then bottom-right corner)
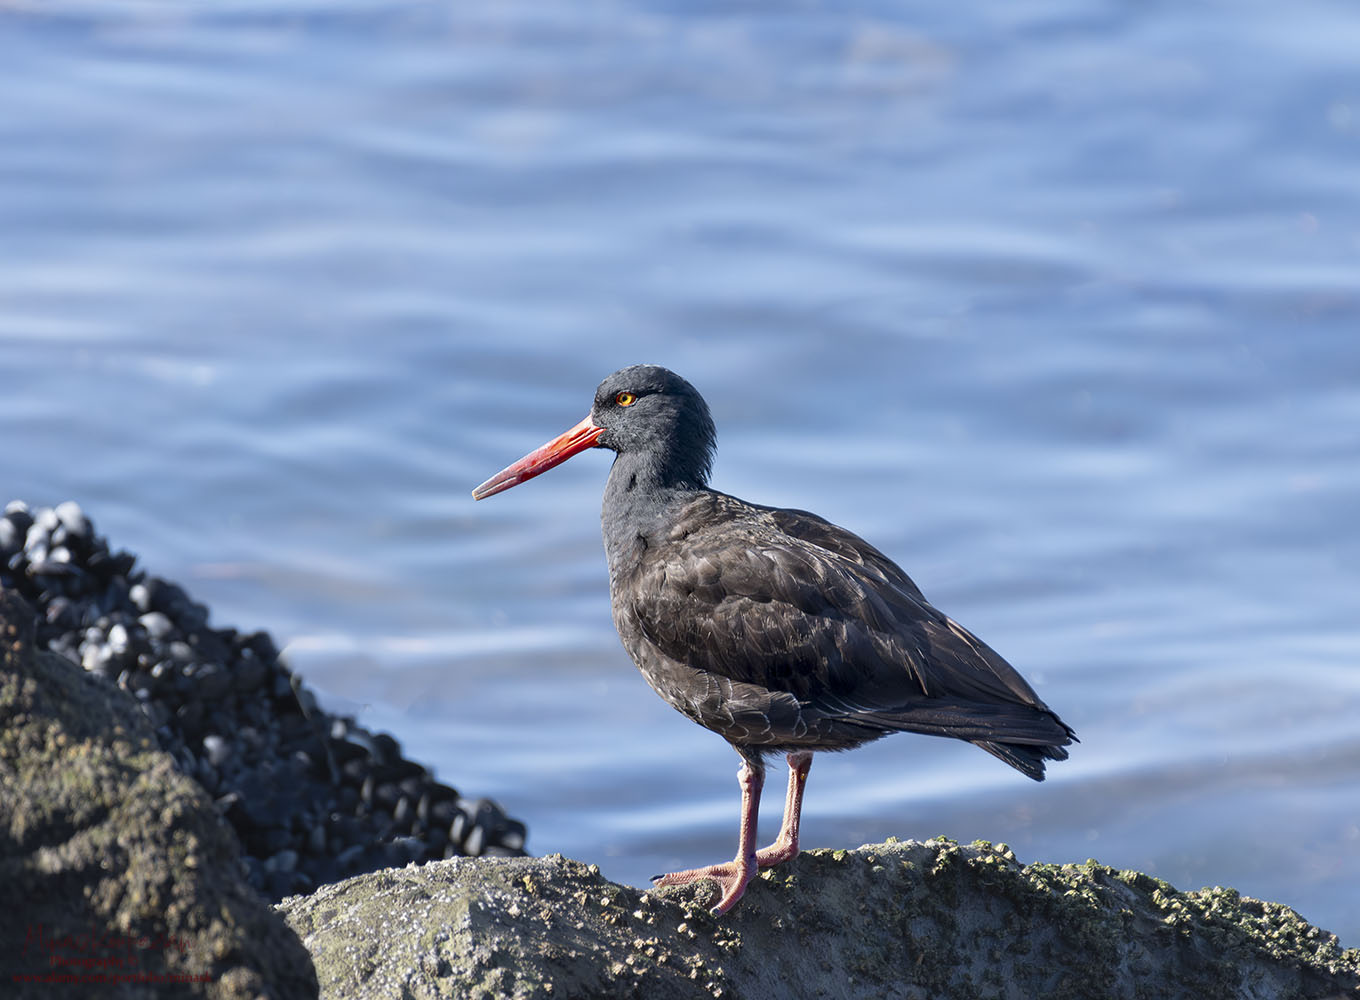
755 751 813 868
651 756 763 915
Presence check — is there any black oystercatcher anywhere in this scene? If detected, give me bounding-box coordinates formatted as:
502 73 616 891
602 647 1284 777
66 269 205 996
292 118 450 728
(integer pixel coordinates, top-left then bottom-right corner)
472 365 1075 915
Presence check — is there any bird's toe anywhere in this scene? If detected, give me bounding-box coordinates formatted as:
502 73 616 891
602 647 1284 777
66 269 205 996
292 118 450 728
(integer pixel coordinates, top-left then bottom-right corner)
651 859 754 914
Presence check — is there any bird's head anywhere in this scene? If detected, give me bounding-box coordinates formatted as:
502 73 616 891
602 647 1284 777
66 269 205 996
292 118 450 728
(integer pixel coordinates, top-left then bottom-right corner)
472 364 716 500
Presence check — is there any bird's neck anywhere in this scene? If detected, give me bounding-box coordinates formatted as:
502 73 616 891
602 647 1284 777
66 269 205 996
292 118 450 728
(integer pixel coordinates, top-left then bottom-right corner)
600 449 704 572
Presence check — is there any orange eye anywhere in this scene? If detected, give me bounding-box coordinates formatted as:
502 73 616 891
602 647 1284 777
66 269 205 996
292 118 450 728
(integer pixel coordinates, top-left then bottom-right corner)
615 391 636 407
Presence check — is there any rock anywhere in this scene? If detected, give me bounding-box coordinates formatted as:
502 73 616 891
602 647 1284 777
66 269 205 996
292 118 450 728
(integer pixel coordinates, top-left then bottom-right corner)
54 500 90 539
278 842 1360 1000
0 517 20 555
203 733 233 769
1 499 528 898
139 610 174 639
0 591 317 999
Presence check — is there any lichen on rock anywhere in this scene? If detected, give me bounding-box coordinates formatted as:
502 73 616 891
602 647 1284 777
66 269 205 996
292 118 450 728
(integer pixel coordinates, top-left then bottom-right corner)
0 590 318 999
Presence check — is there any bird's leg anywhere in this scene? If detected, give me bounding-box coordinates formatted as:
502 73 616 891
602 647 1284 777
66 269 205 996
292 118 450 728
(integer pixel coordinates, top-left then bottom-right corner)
651 754 764 915
755 750 812 868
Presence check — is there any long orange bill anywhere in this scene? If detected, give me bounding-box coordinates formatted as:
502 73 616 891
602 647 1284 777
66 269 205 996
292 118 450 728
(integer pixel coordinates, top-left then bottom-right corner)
471 415 604 500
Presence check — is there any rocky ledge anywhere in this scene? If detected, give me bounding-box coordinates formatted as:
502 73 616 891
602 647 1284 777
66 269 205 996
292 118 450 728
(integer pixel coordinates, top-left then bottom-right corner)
0 588 316 998
0 500 525 903
280 844 1360 1000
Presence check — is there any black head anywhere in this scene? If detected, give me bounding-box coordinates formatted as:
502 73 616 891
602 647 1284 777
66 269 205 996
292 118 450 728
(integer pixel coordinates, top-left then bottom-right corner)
588 365 716 487
471 364 716 500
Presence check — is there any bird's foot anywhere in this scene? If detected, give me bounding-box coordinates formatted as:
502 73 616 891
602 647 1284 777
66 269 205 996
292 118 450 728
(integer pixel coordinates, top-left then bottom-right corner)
651 856 755 915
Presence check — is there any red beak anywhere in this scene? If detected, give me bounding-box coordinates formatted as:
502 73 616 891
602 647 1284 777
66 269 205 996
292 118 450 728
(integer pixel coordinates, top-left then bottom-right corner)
471 415 604 500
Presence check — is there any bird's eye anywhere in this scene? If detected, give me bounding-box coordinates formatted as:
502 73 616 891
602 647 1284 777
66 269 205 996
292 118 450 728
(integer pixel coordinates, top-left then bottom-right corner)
615 391 636 407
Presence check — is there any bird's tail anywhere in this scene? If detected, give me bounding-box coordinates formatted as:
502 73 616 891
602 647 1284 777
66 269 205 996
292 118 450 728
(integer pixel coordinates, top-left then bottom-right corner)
972 737 1070 781
852 700 1077 781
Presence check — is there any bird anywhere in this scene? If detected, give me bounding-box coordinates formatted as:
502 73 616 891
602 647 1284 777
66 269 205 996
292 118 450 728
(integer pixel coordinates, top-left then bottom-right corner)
472 364 1075 915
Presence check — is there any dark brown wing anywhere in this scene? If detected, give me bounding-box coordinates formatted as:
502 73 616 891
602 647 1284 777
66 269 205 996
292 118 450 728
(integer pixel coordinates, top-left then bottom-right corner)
624 492 1074 767
767 505 927 603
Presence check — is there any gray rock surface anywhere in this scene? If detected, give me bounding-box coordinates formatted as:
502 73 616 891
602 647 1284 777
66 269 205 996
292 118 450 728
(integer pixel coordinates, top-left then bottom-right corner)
0 590 318 999
0 498 526 903
279 842 1360 1000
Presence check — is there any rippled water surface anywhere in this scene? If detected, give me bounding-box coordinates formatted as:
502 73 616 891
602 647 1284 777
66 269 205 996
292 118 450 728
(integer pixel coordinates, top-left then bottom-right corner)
4 0 1358 944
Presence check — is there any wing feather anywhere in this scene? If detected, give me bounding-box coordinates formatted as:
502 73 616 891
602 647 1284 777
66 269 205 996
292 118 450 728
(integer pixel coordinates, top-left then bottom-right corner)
623 493 1062 740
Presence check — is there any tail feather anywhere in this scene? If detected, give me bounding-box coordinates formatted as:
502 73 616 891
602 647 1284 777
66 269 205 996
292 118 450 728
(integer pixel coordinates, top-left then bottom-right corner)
973 738 1070 781
849 698 1078 781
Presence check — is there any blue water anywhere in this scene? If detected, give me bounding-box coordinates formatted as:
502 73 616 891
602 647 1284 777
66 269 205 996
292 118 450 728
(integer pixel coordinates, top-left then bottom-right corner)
4 0 1358 945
